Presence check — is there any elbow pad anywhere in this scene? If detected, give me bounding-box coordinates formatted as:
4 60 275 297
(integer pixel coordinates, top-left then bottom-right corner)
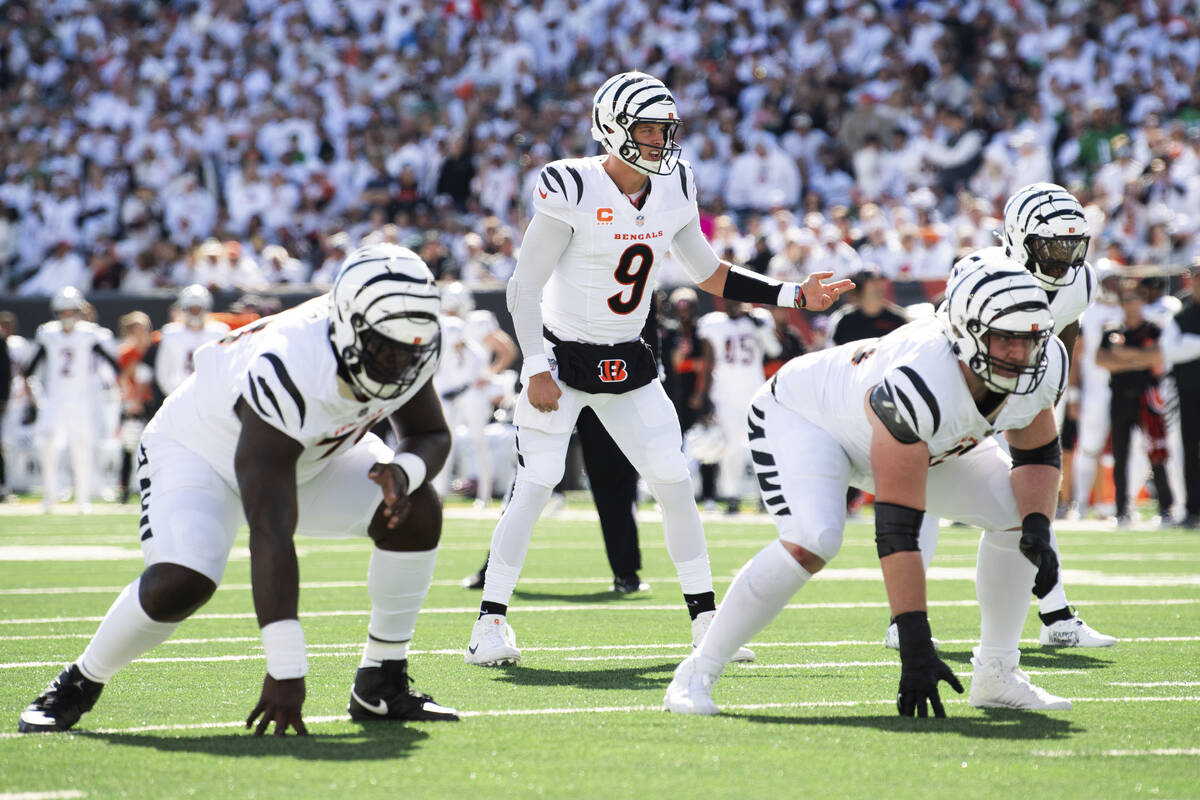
869 382 921 445
1010 438 1062 470
506 277 521 314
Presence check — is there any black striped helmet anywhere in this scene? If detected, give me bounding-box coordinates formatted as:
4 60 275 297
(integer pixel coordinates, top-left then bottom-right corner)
328 243 441 400
1002 182 1089 290
942 249 1054 395
591 71 682 176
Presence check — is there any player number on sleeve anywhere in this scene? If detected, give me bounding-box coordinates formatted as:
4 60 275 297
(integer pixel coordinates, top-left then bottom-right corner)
607 243 653 315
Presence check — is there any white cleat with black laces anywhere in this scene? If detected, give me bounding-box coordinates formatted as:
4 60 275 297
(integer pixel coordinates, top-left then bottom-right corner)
692 610 755 662
465 613 521 666
663 656 719 715
1039 615 1117 647
968 650 1071 711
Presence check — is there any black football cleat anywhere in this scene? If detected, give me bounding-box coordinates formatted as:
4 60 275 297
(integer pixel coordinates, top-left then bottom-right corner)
611 574 651 594
348 659 459 722
18 664 104 733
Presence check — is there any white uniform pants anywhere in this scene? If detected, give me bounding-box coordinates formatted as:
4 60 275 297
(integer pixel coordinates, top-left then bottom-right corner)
435 386 494 501
37 402 94 508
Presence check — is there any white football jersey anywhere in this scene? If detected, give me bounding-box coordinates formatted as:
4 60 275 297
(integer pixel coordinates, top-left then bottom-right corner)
1077 300 1124 393
434 316 489 396
155 320 231 396
147 297 439 487
534 155 711 344
771 317 1068 470
465 309 500 343
960 247 1096 334
27 321 116 405
698 309 782 396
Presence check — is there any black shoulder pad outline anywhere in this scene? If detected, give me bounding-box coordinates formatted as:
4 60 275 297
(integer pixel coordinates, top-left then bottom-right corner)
869 381 921 445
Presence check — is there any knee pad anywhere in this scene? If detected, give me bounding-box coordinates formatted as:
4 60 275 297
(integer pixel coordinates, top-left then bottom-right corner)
513 433 567 489
641 444 691 485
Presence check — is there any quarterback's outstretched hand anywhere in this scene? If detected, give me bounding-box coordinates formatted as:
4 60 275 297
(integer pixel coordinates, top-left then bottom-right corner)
246 674 308 737
528 371 562 413
370 463 413 529
799 271 855 312
1019 513 1060 599
895 611 963 718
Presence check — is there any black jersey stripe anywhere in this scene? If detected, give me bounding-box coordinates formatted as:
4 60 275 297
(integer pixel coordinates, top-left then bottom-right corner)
539 171 558 195
892 384 920 435
678 166 689 199
544 165 568 198
751 449 775 466
564 165 584 205
262 353 306 427
246 374 273 420
1084 266 1094 303
897 366 940 434
256 376 286 423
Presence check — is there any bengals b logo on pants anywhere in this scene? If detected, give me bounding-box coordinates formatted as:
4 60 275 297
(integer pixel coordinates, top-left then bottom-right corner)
597 359 628 383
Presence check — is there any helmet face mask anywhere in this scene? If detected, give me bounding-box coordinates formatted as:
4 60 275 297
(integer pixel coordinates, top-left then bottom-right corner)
592 72 683 176
943 251 1055 395
1003 182 1089 290
51 287 86 331
329 244 442 401
178 284 213 329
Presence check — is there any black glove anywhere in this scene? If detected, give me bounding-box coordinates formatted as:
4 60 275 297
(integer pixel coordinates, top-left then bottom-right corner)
1019 513 1059 599
895 611 963 718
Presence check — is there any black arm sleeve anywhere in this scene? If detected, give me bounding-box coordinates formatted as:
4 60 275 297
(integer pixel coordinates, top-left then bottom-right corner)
93 343 120 372
21 342 45 377
722 266 787 305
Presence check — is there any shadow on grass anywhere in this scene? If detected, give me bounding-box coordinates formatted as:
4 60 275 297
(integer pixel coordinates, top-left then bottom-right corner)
487 661 676 691
511 588 628 604
79 724 430 760
937 648 1115 670
738 708 1080 740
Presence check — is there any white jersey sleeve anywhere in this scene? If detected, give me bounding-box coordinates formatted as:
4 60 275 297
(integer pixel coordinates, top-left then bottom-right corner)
1048 261 1097 334
877 360 946 444
532 163 581 228
242 346 313 442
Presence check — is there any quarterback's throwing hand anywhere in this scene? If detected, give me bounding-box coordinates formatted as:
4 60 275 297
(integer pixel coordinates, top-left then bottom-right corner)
369 463 413 529
528 371 562 413
800 271 855 312
246 674 308 737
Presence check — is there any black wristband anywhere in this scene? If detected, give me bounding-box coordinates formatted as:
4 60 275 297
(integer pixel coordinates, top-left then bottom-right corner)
894 610 935 660
722 266 782 305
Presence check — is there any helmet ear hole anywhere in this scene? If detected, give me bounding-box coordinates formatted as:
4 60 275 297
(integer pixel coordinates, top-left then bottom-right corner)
350 312 365 330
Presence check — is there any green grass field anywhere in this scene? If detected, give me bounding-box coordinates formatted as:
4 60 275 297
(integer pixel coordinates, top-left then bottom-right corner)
0 501 1197 799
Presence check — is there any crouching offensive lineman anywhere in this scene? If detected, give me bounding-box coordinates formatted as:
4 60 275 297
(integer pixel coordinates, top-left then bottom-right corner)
666 251 1073 717
19 243 459 735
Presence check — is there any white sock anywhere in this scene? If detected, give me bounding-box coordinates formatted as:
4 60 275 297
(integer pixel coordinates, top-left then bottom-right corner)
481 480 552 607
1036 529 1069 615
650 478 713 595
78 578 178 683
695 540 811 675
918 514 939 572
360 547 439 668
975 530 1036 663
1073 451 1098 510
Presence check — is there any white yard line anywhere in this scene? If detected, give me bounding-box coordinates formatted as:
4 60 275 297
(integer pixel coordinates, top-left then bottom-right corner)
0 697 1196 741
1108 681 1200 687
1031 748 1200 758
0 793 86 800
4 599 1200 627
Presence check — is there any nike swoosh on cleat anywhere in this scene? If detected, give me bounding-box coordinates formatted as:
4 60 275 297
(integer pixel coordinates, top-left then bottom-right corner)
467 645 478 655
350 689 388 716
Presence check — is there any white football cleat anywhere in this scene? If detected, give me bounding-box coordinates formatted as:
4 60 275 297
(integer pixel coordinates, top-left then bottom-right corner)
884 622 941 651
692 610 755 662
663 656 719 715
465 613 521 666
1039 615 1117 647
968 650 1071 710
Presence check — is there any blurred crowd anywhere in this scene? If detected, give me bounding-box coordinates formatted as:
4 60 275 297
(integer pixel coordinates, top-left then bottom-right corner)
1 0 1198 299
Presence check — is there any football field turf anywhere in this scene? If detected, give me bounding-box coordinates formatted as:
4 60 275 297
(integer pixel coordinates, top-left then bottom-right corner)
0 503 1197 799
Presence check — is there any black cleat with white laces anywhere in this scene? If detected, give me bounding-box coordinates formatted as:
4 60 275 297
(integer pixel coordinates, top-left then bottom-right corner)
18 664 104 733
348 659 459 722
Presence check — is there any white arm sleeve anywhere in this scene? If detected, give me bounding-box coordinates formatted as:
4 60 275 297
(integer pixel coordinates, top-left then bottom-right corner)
507 212 573 379
1160 317 1200 366
669 217 721 284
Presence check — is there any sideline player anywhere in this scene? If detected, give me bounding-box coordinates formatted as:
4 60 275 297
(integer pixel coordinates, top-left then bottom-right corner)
465 71 851 666
155 284 231 398
666 252 1072 716
21 287 118 513
885 183 1116 651
698 301 781 514
18 244 458 734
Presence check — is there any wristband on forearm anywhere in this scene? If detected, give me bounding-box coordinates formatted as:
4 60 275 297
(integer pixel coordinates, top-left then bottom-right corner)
391 452 427 494
261 619 308 680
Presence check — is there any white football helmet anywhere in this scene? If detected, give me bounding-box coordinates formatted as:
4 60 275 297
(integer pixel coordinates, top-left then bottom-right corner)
328 243 442 401
942 250 1054 395
592 71 682 176
178 284 213 329
441 281 474 317
1002 182 1089 290
51 286 86 331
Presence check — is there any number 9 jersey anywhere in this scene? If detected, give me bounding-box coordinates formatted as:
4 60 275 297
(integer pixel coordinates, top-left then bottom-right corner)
533 156 712 344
